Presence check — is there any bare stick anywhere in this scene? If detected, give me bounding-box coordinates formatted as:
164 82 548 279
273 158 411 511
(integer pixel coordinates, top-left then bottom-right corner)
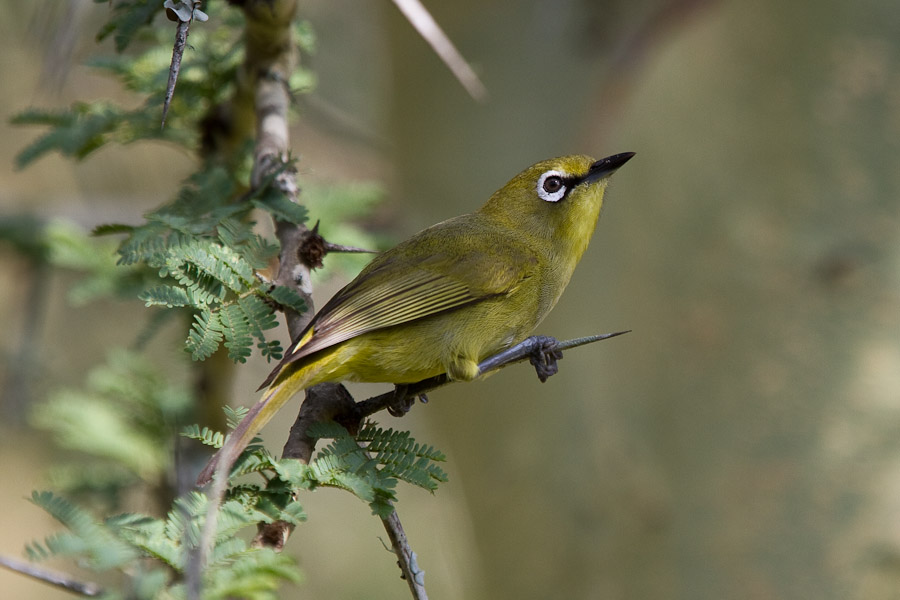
355 331 631 418
0 555 102 597
161 1 209 128
382 510 428 600
391 0 487 101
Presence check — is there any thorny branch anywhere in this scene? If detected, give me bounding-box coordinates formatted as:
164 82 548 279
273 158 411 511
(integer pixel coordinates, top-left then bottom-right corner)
161 1 209 127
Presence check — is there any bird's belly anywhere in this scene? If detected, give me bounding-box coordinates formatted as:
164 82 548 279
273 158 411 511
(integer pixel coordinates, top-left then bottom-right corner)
333 302 530 385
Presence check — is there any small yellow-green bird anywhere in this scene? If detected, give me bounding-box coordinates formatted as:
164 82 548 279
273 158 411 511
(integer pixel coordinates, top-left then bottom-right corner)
198 152 633 484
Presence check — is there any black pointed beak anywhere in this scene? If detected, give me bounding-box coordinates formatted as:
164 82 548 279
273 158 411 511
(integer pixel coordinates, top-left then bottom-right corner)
582 152 635 184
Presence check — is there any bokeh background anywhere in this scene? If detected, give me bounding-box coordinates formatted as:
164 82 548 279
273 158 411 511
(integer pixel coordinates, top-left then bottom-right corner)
3 0 900 598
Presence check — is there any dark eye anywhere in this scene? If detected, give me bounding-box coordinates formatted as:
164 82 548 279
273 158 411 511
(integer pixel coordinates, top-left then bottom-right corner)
537 170 568 202
543 176 563 193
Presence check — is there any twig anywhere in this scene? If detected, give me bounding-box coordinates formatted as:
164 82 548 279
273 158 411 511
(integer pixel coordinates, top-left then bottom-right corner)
323 241 377 254
355 331 631 418
390 0 487 101
0 555 102 597
161 1 209 128
477 331 630 375
162 19 189 128
382 509 427 599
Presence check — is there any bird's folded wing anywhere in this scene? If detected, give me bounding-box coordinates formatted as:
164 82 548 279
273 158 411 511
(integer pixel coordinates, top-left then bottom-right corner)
257 223 538 389
297 268 481 356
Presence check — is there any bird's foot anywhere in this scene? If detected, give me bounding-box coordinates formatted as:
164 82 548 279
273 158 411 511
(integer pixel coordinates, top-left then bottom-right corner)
528 335 563 383
388 384 429 417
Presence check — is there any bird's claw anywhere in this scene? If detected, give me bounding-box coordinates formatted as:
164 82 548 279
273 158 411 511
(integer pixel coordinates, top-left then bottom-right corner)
388 386 429 417
529 336 563 383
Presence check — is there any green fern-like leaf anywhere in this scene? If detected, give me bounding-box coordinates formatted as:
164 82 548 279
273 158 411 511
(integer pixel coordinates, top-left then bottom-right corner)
28 491 138 570
208 536 250 566
307 422 448 503
223 405 250 429
257 339 284 361
216 218 279 270
94 0 162 52
92 223 135 236
359 426 448 491
181 425 225 448
252 190 308 225
112 514 182 569
202 546 302 599
220 303 254 363
215 500 271 540
148 168 240 229
229 449 276 480
239 295 280 337
139 284 192 307
117 222 168 266
360 426 448 462
187 309 224 360
168 263 227 305
11 104 107 168
382 456 448 492
302 429 399 516
164 492 207 549
236 232 280 270
268 285 307 314
12 101 171 168
165 240 254 297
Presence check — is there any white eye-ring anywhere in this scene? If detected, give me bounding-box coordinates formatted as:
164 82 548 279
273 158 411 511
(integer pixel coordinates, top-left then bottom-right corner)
537 170 568 203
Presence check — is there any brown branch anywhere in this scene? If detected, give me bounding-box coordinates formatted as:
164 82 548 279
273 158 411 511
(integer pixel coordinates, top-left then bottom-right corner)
161 19 189 128
382 510 428 600
0 555 102 597
252 383 359 550
162 1 209 128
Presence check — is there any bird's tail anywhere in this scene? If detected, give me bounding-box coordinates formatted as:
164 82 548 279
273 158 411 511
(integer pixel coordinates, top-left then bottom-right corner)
196 365 311 486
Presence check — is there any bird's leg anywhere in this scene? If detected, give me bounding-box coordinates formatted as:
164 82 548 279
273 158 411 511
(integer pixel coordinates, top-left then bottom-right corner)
474 335 564 382
399 336 565 406
527 335 563 382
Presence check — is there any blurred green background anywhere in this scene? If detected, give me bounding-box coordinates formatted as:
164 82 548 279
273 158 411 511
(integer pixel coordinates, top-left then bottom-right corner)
2 0 900 598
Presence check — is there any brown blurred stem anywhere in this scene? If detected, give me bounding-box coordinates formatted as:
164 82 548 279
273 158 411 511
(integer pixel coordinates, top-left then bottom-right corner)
383 510 428 600
0 555 102 597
